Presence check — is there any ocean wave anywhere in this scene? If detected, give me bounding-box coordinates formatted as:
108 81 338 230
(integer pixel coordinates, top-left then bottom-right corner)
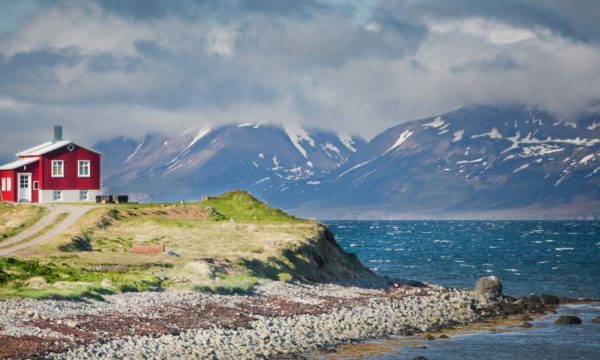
555 247 574 251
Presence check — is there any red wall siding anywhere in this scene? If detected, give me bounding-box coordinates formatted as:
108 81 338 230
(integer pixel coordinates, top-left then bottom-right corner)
1 161 40 202
40 146 101 190
0 170 15 202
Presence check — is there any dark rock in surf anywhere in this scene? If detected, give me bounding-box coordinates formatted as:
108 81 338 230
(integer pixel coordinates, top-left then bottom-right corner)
521 322 533 328
591 316 600 323
540 294 560 305
554 316 582 325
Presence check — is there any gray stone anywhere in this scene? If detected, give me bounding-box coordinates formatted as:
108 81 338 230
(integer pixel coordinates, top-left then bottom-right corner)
474 276 502 297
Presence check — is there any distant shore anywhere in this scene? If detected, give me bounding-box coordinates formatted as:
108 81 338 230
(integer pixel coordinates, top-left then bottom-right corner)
0 280 560 359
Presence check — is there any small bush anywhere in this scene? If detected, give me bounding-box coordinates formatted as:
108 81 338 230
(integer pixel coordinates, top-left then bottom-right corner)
57 234 92 252
277 272 293 283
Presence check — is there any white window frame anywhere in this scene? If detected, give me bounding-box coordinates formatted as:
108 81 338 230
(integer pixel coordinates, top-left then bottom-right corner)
53 190 62 201
51 160 64 178
79 190 88 201
1 178 5 191
6 177 11 191
78 160 91 178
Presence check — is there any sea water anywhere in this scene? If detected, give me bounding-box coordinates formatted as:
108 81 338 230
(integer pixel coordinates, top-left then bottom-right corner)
319 221 600 359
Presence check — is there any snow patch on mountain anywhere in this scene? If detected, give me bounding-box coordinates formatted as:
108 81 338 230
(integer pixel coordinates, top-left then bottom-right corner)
579 154 595 165
452 130 465 142
125 136 146 164
386 130 413 154
565 121 577 129
471 128 503 140
513 163 529 173
238 122 260 128
284 124 315 158
588 121 600 131
337 159 374 178
421 117 445 129
165 128 212 169
456 158 483 164
503 131 600 153
253 177 270 185
323 143 341 158
337 133 357 152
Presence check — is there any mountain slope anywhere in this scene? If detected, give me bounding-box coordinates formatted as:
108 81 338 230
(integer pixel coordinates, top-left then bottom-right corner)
95 105 600 219
94 123 364 202
283 105 600 218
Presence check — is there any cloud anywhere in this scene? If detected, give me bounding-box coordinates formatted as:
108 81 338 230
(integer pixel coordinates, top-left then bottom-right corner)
206 26 238 58
0 0 599 161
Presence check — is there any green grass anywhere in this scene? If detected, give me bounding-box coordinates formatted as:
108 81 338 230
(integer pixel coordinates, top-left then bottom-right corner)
0 257 162 300
192 273 260 295
0 204 48 241
200 191 304 223
0 212 68 250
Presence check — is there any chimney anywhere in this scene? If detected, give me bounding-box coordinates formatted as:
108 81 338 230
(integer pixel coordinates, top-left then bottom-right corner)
53 125 63 143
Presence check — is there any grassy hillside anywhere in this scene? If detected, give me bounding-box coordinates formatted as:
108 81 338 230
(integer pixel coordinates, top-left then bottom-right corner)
0 203 47 241
2 191 377 299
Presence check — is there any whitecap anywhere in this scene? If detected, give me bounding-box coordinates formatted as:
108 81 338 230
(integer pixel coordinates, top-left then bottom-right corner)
545 239 555 242
537 261 549 264
485 270 493 273
489 246 498 249
349 244 359 247
555 247 574 251
504 268 518 272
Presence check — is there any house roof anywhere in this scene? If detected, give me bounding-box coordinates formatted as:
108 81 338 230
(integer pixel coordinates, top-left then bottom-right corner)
16 140 102 157
0 157 39 170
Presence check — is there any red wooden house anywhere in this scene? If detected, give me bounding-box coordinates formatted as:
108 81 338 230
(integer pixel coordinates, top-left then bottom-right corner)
0 126 102 203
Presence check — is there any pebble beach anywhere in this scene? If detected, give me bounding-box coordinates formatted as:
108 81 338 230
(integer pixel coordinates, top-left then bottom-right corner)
0 279 552 359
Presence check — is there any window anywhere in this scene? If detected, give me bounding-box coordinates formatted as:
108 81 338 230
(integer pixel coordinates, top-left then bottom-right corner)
33 181 39 190
52 160 64 177
78 160 91 177
1 178 5 191
6 178 10 191
79 190 88 201
53 190 62 201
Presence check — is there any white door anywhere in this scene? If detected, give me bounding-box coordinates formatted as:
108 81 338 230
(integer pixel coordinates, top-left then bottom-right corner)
18 174 31 202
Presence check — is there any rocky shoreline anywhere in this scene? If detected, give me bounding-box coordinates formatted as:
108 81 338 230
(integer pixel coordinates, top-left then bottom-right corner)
0 278 559 359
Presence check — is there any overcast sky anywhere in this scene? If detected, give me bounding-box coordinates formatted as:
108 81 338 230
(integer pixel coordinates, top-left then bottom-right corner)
1 0 599 161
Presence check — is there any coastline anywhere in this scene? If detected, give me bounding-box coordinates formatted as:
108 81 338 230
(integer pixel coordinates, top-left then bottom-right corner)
0 280 559 359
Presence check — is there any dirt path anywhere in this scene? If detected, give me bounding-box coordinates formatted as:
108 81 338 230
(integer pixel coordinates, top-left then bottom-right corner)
0 205 94 256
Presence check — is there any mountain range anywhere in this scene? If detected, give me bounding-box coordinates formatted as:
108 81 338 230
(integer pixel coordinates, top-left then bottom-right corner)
94 104 600 219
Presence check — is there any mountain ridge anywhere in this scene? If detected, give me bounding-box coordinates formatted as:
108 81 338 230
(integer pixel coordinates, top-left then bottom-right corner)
94 104 600 219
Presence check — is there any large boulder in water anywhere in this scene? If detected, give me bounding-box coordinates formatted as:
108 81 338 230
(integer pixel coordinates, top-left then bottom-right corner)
475 276 502 298
555 315 582 325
